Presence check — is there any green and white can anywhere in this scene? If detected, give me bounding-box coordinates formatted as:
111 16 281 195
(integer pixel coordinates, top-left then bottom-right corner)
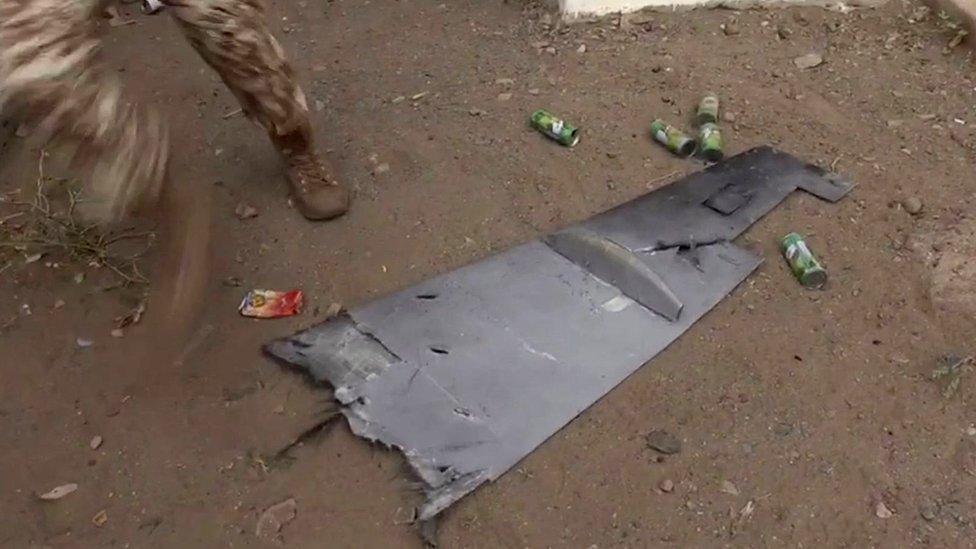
698 123 723 162
696 93 720 125
530 109 580 147
650 119 696 157
781 232 827 289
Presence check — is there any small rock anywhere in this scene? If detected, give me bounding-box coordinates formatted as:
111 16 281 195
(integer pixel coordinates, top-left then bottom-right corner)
967 426 976 436
720 480 740 496
920 501 938 521
722 111 736 123
646 429 681 454
222 277 243 287
793 53 824 69
234 202 259 219
577 43 587 53
901 196 923 215
723 19 740 36
15 123 31 138
90 435 103 450
24 252 43 264
76 338 93 348
544 46 557 55
73 272 85 284
314 100 325 112
325 302 343 318
777 26 792 40
495 78 515 86
468 108 486 116
528 88 541 96
391 95 406 104
886 119 903 128
658 479 674 493
272 404 285 414
92 510 108 527
110 329 124 338
875 501 894 519
497 92 513 102
372 163 390 175
39 483 78 500
53 299 66 310
411 92 429 101
256 498 297 540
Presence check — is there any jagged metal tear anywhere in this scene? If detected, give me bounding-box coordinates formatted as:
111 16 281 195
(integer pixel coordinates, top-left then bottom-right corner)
266 146 853 520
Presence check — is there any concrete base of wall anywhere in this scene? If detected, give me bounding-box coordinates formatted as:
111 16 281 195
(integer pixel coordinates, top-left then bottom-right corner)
559 0 886 17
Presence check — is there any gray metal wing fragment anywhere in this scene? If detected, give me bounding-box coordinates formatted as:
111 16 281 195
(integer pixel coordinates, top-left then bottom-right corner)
266 146 853 521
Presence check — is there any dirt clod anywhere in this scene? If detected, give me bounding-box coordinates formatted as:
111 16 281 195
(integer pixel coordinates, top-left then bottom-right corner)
646 430 681 455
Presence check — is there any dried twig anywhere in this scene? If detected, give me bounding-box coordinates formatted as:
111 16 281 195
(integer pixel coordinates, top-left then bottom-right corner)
0 151 154 286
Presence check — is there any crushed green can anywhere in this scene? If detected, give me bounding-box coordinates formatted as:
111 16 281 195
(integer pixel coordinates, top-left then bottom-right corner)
781 232 827 289
696 93 720 125
698 123 723 162
650 119 696 157
530 109 580 147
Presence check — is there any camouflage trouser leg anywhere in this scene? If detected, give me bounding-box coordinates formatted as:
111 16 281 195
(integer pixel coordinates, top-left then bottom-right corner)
165 0 317 163
0 0 168 221
0 0 318 221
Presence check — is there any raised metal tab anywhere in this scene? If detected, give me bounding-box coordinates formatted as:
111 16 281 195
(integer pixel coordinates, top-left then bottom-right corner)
545 228 683 321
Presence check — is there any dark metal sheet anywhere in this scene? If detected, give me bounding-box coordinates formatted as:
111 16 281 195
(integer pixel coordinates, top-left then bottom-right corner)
266 146 853 521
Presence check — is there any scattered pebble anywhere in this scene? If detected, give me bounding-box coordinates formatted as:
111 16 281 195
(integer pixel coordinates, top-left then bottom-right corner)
372 163 390 175
794 53 824 69
24 253 43 264
722 111 736 123
875 501 894 519
53 299 66 310
469 108 486 116
967 425 976 436
256 498 297 540
92 509 108 527
110 329 124 338
73 272 85 284
234 202 259 220
76 338 93 348
325 302 343 318
723 19 740 36
497 92 513 102
577 43 587 53
658 479 674 493
90 435 103 450
720 480 740 496
902 196 923 215
495 78 515 86
920 501 938 521
646 429 682 454
39 483 78 500
528 88 540 95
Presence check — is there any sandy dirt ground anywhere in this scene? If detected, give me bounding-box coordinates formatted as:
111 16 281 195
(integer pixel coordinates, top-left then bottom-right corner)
2 0 976 547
